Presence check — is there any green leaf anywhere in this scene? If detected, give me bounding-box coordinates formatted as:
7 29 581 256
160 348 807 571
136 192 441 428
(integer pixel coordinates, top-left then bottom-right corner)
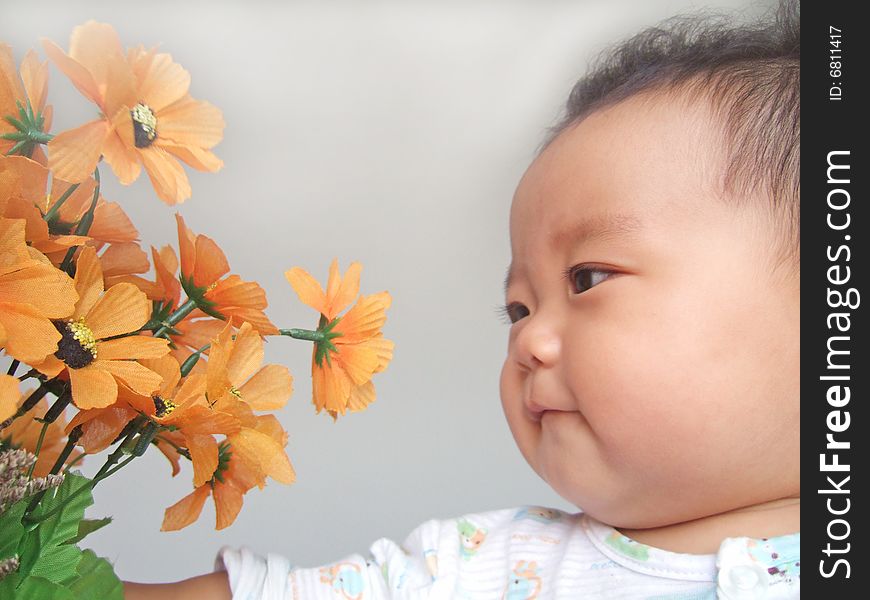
63 517 112 546
0 498 26 561
0 575 75 600
16 474 93 584
67 549 123 600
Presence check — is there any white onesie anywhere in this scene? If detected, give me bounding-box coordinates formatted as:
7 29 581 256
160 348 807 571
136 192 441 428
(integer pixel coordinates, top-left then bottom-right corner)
215 506 800 599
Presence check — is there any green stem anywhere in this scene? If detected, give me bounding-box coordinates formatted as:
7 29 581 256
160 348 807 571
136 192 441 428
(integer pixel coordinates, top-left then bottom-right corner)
280 328 326 342
153 297 198 339
180 343 211 377
25 421 50 478
0 382 50 432
49 425 83 476
59 167 100 274
154 434 192 460
42 182 81 224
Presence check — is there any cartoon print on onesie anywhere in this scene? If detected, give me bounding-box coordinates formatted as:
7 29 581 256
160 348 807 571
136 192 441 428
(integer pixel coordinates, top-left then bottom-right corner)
458 519 488 560
747 536 801 584
319 562 365 600
502 560 543 600
512 507 565 524
423 549 438 580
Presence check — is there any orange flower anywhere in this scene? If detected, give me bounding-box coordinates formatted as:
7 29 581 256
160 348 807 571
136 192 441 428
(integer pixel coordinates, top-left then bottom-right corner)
42 22 224 204
161 410 293 531
0 217 77 363
1 43 52 162
31 246 170 409
0 374 18 422
206 320 293 412
2 391 83 477
175 214 277 335
285 259 394 418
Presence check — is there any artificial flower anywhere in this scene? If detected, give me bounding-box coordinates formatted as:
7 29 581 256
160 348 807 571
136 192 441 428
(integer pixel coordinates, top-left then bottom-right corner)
42 21 224 204
206 320 293 412
161 410 293 531
175 214 277 335
31 246 170 409
285 259 394 417
0 217 77 363
0 44 52 161
0 374 18 422
2 392 82 477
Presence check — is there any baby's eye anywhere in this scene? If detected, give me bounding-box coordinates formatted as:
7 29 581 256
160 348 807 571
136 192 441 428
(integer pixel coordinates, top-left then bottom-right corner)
564 265 614 294
497 302 530 324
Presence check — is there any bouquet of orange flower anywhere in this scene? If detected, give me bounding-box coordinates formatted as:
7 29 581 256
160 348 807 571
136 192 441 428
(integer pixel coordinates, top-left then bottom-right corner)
0 22 393 599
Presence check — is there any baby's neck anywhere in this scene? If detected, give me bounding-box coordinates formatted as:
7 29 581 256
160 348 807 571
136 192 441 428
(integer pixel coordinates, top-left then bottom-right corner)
616 497 800 555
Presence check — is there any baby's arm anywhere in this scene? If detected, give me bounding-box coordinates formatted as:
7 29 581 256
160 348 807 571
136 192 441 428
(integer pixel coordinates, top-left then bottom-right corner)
123 571 231 600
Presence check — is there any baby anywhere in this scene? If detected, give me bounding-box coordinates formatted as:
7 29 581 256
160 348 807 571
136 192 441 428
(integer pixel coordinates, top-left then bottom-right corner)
125 1 800 598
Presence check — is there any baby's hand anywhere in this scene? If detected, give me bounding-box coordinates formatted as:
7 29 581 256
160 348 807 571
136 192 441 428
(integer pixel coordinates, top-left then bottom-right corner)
124 571 231 600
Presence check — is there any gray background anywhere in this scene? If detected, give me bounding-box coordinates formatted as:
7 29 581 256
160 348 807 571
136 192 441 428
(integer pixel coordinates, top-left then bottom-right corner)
4 0 772 583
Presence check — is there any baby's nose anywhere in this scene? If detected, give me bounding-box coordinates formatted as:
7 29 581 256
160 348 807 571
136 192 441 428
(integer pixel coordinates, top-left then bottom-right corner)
513 317 561 369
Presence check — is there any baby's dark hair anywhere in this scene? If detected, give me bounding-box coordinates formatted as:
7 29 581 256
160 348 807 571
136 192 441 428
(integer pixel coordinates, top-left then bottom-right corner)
546 0 800 271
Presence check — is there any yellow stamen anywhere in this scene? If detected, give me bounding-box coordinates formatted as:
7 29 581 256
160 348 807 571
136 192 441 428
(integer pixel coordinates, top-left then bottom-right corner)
67 318 97 358
131 103 157 148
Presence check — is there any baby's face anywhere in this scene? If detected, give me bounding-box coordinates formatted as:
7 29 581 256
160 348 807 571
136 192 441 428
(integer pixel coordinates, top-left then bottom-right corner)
499 94 799 528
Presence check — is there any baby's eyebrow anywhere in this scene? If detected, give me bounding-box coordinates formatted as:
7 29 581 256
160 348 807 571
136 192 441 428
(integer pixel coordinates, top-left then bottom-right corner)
549 211 645 252
504 212 644 296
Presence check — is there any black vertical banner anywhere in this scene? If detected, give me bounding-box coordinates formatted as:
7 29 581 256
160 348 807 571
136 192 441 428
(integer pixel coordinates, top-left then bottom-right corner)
803 1 866 596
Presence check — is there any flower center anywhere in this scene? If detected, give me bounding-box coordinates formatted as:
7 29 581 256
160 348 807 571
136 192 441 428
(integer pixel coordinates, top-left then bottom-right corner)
229 386 242 399
153 396 177 418
131 103 157 148
53 319 97 368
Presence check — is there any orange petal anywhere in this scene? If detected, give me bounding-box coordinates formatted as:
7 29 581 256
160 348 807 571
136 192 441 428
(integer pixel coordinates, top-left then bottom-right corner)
192 235 230 289
69 365 118 409
229 428 295 485
0 302 62 364
205 275 266 310
40 38 101 106
213 480 245 530
333 291 391 343
284 267 326 315
333 341 381 387
172 405 239 436
72 406 137 453
154 435 182 477
175 214 196 280
187 432 218 488
325 260 361 319
85 282 150 339
139 354 181 398
93 359 162 396
238 365 293 411
19 50 48 112
0 374 19 422
218 307 278 336
138 52 190 112
101 126 141 185
225 322 263 386
72 246 103 318
89 201 138 244
97 335 169 361
347 380 376 413
47 119 109 183
98 242 149 277
157 96 224 148
311 361 352 415
169 373 207 413
31 353 65 378
139 146 191 205
0 262 77 317
161 144 223 172
67 22 124 91
161 485 211 531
